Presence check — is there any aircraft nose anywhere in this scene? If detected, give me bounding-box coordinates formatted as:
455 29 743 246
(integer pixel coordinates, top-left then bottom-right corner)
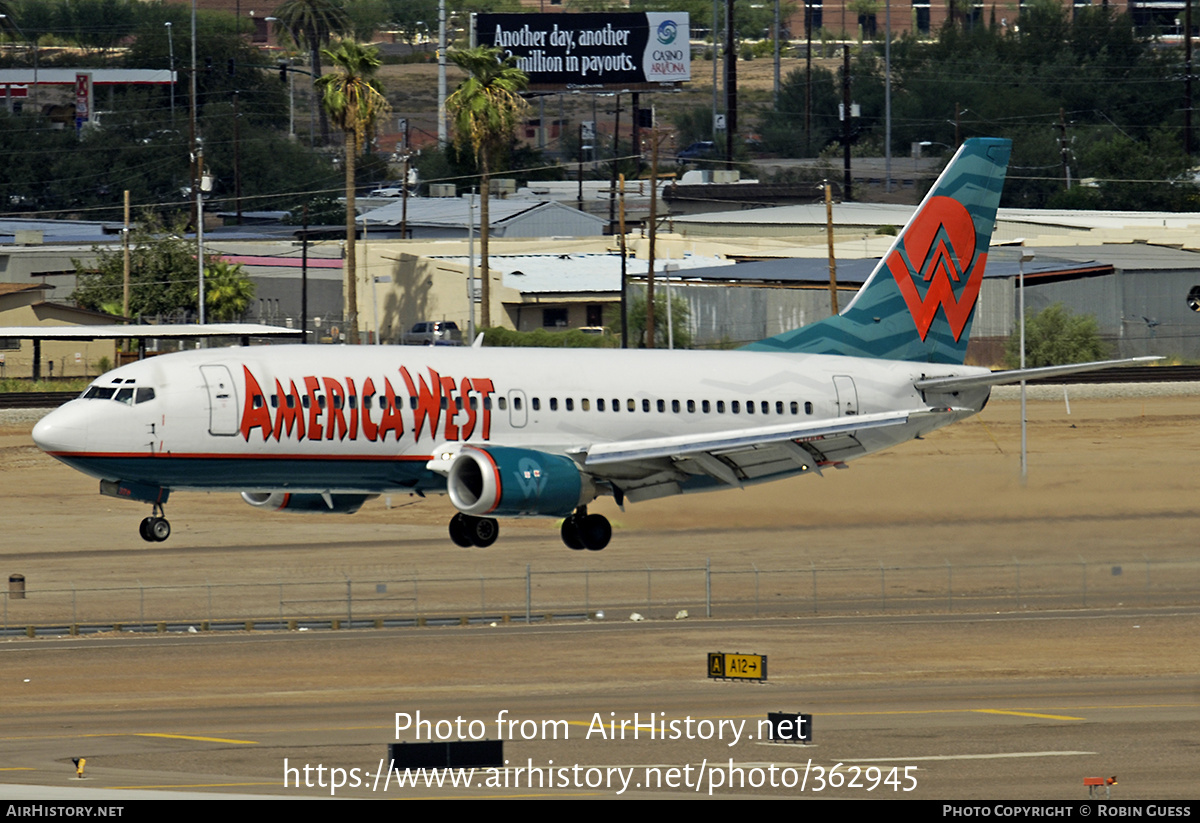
32 404 88 454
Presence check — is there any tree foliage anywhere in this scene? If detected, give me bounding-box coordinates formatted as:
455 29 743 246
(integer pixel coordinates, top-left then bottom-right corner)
629 293 692 349
447 46 530 327
199 260 256 323
273 0 351 145
763 4 1197 209
1005 303 1109 368
318 39 390 345
72 221 207 320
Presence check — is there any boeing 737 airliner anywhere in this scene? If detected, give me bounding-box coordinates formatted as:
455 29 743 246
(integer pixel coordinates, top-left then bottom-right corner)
31 138 1149 550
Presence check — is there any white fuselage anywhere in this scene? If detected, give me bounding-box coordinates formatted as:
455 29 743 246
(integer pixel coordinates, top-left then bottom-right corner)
33 344 991 499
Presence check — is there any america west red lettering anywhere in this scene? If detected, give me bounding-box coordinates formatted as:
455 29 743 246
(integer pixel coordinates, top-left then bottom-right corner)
885 195 986 342
239 366 495 445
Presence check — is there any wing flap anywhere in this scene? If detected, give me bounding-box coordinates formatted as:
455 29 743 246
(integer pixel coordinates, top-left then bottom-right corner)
584 408 927 466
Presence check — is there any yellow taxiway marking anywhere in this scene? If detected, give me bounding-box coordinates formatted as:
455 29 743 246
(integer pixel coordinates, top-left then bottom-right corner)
134 733 258 745
108 782 275 790
974 709 1084 721
0 767 34 771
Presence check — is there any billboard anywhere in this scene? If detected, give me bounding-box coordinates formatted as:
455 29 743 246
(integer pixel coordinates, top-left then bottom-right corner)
475 12 690 92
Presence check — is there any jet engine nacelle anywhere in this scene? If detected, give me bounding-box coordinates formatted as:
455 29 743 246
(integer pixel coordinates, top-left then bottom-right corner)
446 445 596 517
240 492 376 514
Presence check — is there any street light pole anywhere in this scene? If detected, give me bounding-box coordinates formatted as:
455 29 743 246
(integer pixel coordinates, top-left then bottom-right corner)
1018 246 1034 483
165 22 175 126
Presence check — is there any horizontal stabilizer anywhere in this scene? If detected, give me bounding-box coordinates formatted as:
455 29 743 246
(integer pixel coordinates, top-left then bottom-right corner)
914 356 1162 392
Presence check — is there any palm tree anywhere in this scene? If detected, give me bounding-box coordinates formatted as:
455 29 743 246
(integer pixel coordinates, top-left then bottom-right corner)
202 260 257 322
446 46 529 328
317 39 390 346
272 0 350 146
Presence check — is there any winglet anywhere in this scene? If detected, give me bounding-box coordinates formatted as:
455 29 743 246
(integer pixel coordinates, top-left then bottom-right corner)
472 333 485 348
745 137 1012 364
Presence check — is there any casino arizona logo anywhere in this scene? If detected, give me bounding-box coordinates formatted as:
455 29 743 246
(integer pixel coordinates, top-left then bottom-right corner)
238 366 497 445
884 195 987 342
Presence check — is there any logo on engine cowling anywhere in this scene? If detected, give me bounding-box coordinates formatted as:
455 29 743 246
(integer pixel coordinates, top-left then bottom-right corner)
516 457 546 496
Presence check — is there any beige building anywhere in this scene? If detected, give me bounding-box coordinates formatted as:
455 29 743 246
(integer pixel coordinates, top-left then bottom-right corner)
0 284 119 379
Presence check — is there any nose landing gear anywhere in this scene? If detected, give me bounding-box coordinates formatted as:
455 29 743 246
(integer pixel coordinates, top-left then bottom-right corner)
138 504 171 543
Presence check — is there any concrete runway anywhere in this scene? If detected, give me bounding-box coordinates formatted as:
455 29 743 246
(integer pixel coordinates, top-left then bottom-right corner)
2 392 1199 799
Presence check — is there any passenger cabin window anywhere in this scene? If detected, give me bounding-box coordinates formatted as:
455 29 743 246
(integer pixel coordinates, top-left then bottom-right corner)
498 397 508 411
717 401 725 413
566 398 574 411
805 401 814 415
657 399 665 413
597 399 606 411
550 397 558 411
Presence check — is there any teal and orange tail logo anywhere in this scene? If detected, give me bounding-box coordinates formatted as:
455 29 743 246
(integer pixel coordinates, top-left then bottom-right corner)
746 137 1011 364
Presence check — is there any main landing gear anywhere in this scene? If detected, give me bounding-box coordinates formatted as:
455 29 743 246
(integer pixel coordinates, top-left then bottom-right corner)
561 507 611 551
449 512 499 548
138 504 171 543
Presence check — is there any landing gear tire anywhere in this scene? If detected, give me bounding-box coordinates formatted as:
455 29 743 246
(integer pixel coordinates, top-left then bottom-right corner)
150 517 171 542
561 517 585 550
140 516 170 543
561 508 611 551
449 513 474 547
448 513 499 547
471 516 499 548
579 513 611 551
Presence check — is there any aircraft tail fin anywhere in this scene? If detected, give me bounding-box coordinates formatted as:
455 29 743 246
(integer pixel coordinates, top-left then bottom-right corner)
745 137 1012 364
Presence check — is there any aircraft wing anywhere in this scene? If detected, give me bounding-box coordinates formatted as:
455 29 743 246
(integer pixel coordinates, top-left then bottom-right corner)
581 407 952 501
914 356 1161 392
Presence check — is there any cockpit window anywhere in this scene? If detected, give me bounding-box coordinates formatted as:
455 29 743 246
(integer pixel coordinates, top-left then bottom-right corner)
83 383 156 404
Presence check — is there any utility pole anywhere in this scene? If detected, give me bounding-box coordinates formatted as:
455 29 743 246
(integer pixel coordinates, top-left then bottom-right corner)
724 0 737 166
646 128 659 349
842 45 851 201
1188 0 1194 157
825 181 839 315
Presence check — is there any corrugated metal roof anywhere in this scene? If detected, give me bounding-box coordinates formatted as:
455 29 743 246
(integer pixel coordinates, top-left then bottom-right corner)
432 252 733 294
361 198 606 229
666 203 1200 232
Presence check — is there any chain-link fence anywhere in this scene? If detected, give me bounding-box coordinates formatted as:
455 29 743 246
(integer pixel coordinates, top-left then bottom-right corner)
4 557 1197 635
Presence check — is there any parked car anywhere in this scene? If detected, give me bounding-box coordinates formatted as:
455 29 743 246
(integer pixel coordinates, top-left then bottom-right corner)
407 321 463 346
676 141 716 163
